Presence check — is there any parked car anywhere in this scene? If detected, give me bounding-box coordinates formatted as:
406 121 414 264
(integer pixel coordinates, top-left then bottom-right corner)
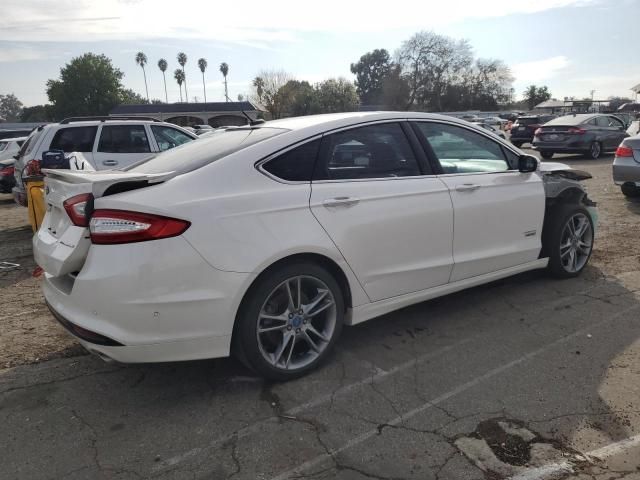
192 124 214 135
472 121 507 139
12 116 196 206
33 112 596 380
0 129 33 140
612 134 640 197
479 116 508 129
510 115 556 147
0 137 27 194
532 114 629 159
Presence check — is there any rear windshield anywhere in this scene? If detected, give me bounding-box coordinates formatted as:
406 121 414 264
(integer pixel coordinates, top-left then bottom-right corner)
515 117 540 126
127 127 288 174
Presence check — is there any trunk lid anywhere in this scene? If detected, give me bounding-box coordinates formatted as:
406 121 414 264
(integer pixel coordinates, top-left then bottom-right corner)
34 169 171 277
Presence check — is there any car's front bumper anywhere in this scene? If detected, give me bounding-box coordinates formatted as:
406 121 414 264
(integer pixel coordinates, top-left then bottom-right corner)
41 236 255 363
613 156 640 185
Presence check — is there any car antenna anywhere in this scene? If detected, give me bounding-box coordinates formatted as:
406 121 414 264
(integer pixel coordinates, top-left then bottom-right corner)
241 110 265 126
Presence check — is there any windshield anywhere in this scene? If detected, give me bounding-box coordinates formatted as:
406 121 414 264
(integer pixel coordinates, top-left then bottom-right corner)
127 127 288 174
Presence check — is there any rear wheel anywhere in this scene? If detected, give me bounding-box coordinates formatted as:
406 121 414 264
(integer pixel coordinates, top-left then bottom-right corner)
585 141 602 159
540 151 554 159
235 262 344 381
544 205 594 278
621 183 640 198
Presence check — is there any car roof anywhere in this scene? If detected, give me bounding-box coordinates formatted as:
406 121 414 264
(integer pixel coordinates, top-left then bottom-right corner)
0 136 27 142
544 114 601 126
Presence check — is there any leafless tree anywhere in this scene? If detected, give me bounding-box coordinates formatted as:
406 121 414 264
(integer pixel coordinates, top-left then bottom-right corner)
251 70 294 119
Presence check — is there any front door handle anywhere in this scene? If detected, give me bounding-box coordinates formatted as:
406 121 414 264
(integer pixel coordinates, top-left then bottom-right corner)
102 159 119 167
455 184 481 192
322 196 360 208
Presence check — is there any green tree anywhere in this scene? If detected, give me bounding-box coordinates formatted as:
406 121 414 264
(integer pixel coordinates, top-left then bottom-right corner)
381 65 411 110
120 88 149 104
0 93 23 121
315 78 359 113
46 53 124 118
523 85 552 110
158 58 169 103
197 58 208 103
220 62 229 101
135 51 149 102
20 104 54 122
279 80 317 116
177 52 188 102
350 49 391 105
174 69 185 102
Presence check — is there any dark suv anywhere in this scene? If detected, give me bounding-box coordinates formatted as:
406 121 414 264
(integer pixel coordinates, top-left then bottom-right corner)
510 115 555 147
532 114 628 159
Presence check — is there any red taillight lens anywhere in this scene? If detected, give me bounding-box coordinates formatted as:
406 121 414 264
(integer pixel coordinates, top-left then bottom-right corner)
0 165 14 176
63 193 94 227
615 146 634 157
534 128 542 137
89 210 190 245
567 128 586 135
25 159 42 176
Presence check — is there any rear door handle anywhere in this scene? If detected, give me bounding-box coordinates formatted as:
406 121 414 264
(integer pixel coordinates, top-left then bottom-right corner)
102 160 118 167
322 196 360 208
455 184 481 192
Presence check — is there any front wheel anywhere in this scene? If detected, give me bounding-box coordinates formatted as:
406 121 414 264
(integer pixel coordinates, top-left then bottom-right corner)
585 141 602 159
234 262 344 381
544 206 594 278
540 151 554 159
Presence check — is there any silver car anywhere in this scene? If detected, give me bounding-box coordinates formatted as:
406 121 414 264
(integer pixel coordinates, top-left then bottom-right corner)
613 135 640 197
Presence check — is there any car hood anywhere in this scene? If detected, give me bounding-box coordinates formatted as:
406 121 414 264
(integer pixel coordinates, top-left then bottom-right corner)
539 162 592 181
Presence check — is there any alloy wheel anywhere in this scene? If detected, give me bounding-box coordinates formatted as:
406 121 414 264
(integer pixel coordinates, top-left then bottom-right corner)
256 275 337 371
590 142 601 159
559 212 593 273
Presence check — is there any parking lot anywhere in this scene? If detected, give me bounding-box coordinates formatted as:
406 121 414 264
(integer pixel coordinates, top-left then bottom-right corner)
1 149 639 479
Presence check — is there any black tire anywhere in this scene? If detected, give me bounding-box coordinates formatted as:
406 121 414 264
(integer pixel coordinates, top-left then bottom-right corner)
543 204 594 279
585 141 602 159
540 151 554 159
621 183 640 198
234 262 344 381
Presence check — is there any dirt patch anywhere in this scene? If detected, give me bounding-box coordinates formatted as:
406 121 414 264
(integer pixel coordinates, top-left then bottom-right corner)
473 418 535 466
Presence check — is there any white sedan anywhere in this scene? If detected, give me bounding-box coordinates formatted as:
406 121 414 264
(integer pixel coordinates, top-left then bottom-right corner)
34 112 597 380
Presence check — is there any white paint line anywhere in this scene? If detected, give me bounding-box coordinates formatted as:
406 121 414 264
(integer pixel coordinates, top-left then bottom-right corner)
509 462 573 480
588 433 640 460
153 338 472 472
269 304 640 480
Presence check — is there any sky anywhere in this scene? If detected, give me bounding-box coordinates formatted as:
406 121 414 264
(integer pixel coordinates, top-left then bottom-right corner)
0 0 639 107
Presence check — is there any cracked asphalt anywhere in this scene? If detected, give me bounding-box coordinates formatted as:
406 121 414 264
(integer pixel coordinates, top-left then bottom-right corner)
1 150 640 479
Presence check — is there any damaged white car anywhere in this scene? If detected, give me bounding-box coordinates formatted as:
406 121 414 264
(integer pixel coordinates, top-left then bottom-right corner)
33 112 597 380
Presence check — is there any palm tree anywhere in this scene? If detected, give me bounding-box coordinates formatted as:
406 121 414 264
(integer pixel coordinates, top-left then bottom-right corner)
135 52 149 102
174 69 185 102
157 58 168 103
177 52 188 102
197 58 208 103
219 62 229 102
253 76 265 103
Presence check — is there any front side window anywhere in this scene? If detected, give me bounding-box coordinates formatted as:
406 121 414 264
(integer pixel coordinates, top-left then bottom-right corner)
416 122 509 174
98 125 151 154
596 116 610 128
263 139 320 182
314 123 420 180
50 126 98 153
151 125 194 152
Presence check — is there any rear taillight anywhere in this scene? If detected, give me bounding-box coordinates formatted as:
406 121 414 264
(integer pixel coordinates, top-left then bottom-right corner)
89 210 190 245
567 128 586 135
63 193 94 227
615 146 634 157
0 165 14 176
534 128 542 137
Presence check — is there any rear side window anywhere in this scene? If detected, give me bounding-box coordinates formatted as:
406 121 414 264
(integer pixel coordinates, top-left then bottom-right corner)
314 123 420 180
151 125 194 152
50 126 98 153
128 127 287 174
262 139 320 182
98 125 151 153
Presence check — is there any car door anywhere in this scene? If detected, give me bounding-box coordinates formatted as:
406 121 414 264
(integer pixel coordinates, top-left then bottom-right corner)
93 124 153 170
413 121 545 282
607 116 628 147
309 122 454 302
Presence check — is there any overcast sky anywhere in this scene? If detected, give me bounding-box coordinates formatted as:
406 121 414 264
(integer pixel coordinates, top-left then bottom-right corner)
0 0 638 107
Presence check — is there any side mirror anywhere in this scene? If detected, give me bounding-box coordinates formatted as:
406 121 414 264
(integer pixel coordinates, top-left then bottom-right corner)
41 150 69 170
518 154 538 173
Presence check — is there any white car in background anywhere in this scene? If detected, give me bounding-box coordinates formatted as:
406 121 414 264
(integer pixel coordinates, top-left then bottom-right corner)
0 136 27 161
34 112 597 380
12 116 196 206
